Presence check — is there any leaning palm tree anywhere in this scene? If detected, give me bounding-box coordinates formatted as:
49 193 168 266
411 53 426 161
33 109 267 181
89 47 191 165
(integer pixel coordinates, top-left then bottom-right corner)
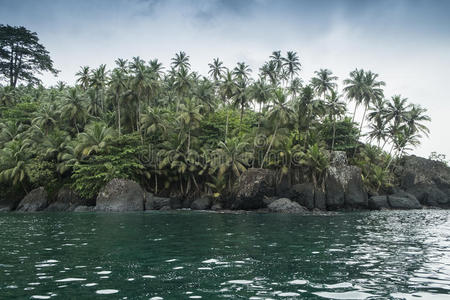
358 71 385 134
261 88 294 168
405 104 431 137
208 58 226 82
384 95 411 128
75 122 114 158
311 69 338 100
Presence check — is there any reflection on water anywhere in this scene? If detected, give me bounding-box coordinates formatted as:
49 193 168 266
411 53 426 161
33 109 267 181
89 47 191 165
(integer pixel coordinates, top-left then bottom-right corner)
0 210 449 299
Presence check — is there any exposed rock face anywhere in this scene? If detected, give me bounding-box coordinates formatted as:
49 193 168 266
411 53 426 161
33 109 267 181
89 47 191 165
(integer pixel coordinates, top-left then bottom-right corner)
232 168 276 210
16 187 48 212
368 196 390 210
290 183 315 209
144 192 171 210
211 203 223 211
46 187 87 212
325 151 368 209
388 196 422 209
96 179 145 212
399 156 450 207
268 198 306 213
314 189 327 210
191 197 211 210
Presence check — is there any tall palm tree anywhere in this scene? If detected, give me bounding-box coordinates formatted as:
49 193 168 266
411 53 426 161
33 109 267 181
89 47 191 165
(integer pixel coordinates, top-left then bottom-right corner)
325 90 346 150
270 50 283 74
208 58 226 81
311 69 338 100
343 68 365 122
233 62 252 80
90 64 108 112
115 58 128 73
288 77 303 99
61 88 87 134
173 67 192 112
171 51 190 71
232 78 250 130
178 98 203 152
405 104 431 137
261 89 294 168
282 51 301 81
108 69 127 136
75 66 91 90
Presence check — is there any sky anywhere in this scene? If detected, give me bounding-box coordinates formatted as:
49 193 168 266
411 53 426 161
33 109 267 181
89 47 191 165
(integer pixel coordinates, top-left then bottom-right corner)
1 0 449 158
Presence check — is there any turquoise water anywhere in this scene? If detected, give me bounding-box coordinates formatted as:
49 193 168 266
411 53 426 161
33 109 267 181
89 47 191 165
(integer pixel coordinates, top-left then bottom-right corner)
0 210 449 299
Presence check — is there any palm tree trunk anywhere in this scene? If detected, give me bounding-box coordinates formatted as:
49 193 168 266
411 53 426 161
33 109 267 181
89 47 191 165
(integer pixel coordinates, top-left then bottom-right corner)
353 104 368 156
331 115 336 151
239 103 244 132
225 109 229 142
187 127 191 152
117 95 121 137
261 124 278 169
352 103 358 122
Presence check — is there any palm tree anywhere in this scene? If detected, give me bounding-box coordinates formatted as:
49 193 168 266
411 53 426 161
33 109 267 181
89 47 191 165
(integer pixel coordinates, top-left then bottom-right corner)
325 90 346 150
173 67 192 112
178 98 203 152
282 51 301 81
75 66 91 90
287 77 303 99
171 51 190 71
220 70 235 141
140 106 167 138
75 122 114 158
211 137 252 192
231 78 250 130
311 69 338 100
0 140 32 192
61 88 87 134
90 64 108 111
32 104 57 135
270 50 283 74
261 89 294 168
115 58 128 73
405 104 431 137
343 68 365 122
233 62 252 80
208 58 226 81
385 95 411 128
108 69 127 136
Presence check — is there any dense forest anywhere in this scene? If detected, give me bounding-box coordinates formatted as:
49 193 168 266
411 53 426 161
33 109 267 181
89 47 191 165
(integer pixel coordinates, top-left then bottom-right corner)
0 25 431 202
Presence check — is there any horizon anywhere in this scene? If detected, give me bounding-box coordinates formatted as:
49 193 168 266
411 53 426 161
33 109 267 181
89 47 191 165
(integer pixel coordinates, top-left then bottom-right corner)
1 0 449 158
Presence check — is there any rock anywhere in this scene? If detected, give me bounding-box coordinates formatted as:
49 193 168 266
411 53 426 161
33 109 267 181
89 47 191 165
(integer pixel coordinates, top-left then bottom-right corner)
0 206 11 212
290 183 315 209
211 203 223 211
96 179 145 212
268 198 306 213
345 166 368 208
159 205 171 211
263 196 277 207
16 187 48 212
46 187 87 212
73 205 95 212
368 196 390 210
388 196 421 209
191 197 211 210
406 184 449 207
325 152 367 209
169 197 183 209
232 168 276 210
314 188 327 210
399 155 450 207
144 192 171 210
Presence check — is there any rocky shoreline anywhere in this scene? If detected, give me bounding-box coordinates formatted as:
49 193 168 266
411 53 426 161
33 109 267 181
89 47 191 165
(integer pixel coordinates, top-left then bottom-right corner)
1 152 449 213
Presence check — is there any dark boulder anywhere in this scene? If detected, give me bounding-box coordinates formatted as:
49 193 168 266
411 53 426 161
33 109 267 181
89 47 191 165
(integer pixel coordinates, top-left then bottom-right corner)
232 168 276 210
16 187 49 212
406 184 449 207
388 196 421 209
144 192 171 210
268 198 306 213
46 187 87 212
368 196 390 210
96 179 145 212
290 183 315 209
169 197 183 209
191 196 211 210
399 155 450 207
345 167 368 208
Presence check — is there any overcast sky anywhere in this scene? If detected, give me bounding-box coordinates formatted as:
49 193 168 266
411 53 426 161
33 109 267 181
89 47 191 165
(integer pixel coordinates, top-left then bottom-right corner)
1 0 449 158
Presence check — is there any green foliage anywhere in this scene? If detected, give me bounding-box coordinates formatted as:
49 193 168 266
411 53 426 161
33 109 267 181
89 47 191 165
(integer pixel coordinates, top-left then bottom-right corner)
319 117 359 153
